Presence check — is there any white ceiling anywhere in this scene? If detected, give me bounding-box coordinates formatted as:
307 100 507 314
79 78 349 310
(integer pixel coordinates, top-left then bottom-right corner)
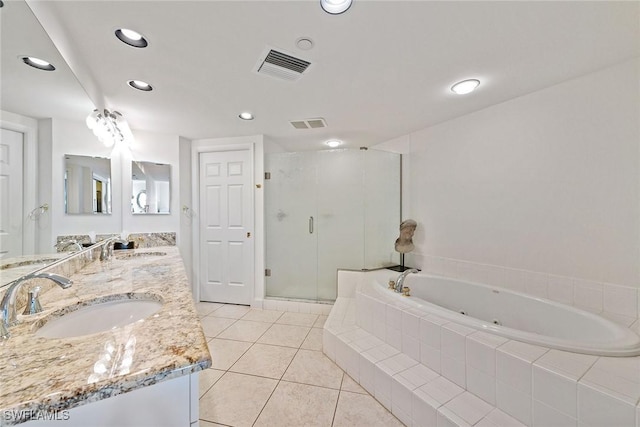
3 1 639 151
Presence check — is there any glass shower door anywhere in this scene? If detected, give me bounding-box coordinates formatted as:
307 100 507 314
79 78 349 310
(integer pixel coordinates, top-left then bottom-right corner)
265 148 401 302
316 149 365 301
265 152 318 300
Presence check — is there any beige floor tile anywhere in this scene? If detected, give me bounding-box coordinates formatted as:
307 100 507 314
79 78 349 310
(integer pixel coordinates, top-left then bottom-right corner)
200 372 277 427
207 338 252 370
209 304 252 319
341 374 367 394
198 368 225 397
200 316 236 338
333 391 404 427
276 311 319 327
257 323 311 348
313 315 328 328
199 421 227 427
254 381 339 427
241 309 284 323
300 327 323 351
230 343 297 379
216 319 271 342
196 302 224 316
282 349 344 389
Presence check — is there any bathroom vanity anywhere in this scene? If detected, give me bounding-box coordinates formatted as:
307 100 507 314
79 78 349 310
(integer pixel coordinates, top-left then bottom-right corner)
0 246 211 426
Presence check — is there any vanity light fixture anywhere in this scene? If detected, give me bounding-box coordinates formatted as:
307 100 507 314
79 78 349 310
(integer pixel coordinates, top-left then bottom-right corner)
239 112 254 120
320 0 353 14
127 80 153 91
451 79 480 95
21 56 55 71
86 109 134 148
115 28 149 48
325 139 342 148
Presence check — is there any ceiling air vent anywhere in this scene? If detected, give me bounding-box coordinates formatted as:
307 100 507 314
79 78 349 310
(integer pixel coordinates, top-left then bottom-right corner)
289 118 327 130
255 48 312 82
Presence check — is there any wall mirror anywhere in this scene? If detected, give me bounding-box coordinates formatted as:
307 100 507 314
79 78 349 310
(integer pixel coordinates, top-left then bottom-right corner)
64 155 112 215
131 161 171 214
1 0 99 286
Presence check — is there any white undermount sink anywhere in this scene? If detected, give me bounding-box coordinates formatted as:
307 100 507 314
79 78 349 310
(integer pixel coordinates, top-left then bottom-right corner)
35 296 163 339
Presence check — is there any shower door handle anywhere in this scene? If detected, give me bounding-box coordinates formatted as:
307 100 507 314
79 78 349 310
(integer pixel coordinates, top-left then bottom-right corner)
309 216 314 234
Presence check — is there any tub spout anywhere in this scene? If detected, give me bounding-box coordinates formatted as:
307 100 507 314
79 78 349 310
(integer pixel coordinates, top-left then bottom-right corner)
395 269 418 293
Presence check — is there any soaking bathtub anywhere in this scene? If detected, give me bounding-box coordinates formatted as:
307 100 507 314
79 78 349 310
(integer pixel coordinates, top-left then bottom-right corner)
367 270 640 357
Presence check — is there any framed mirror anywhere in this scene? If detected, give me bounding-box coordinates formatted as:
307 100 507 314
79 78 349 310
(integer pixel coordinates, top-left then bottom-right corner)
64 155 112 215
131 161 171 214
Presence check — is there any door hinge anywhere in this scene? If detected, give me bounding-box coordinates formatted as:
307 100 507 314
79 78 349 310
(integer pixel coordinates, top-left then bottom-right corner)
265 269 271 277
264 172 271 180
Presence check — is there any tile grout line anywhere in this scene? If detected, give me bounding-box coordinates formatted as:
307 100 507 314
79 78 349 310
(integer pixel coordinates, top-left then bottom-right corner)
251 329 307 426
331 373 346 427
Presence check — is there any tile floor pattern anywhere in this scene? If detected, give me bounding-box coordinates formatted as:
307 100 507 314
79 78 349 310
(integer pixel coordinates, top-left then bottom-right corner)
196 302 405 427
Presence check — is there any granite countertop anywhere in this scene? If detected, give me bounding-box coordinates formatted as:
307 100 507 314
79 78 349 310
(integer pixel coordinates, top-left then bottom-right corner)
0 254 69 287
0 246 212 425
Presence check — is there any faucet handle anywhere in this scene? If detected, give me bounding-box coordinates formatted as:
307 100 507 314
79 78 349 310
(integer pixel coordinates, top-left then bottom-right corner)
388 280 396 290
402 287 411 297
23 286 43 315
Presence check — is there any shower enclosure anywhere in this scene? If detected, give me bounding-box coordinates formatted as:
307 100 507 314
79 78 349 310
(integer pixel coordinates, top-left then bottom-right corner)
265 149 400 302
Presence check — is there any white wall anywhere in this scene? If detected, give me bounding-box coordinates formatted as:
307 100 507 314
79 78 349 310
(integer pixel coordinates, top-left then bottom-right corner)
44 118 122 249
380 59 639 287
36 118 181 249
179 136 194 285
191 135 265 304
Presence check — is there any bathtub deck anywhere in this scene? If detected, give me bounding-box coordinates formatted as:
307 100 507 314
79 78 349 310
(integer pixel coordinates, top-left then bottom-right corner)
323 270 640 427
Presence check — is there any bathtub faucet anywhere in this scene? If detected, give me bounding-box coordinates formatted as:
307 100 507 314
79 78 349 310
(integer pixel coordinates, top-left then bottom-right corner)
395 269 418 293
100 237 129 261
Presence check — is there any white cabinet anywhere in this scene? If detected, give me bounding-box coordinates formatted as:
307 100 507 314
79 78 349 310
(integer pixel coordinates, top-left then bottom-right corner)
23 373 199 427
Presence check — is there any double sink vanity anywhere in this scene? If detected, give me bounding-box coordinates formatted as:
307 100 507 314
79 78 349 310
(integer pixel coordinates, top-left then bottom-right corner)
0 242 211 426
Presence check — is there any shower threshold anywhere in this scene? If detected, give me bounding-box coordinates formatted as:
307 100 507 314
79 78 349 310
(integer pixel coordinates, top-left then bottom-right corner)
264 296 335 305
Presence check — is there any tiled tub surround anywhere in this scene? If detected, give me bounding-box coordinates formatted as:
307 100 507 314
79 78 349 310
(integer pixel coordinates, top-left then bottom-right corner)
0 245 211 426
324 270 640 427
408 253 639 326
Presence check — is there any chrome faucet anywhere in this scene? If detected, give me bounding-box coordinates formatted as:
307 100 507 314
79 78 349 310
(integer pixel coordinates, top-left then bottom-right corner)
100 237 129 261
395 269 418 293
1 272 73 339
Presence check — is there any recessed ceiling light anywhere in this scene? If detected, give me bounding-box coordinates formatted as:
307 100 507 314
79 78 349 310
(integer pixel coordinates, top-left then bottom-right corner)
21 56 55 71
115 28 149 48
239 112 254 120
320 0 353 15
451 79 480 95
127 80 153 91
325 139 342 148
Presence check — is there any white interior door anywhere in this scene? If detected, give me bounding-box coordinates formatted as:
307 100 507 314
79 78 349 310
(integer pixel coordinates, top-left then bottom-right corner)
0 128 24 259
199 150 254 305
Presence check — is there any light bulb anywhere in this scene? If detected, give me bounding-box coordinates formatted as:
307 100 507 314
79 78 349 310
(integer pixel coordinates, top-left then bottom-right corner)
451 79 480 95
